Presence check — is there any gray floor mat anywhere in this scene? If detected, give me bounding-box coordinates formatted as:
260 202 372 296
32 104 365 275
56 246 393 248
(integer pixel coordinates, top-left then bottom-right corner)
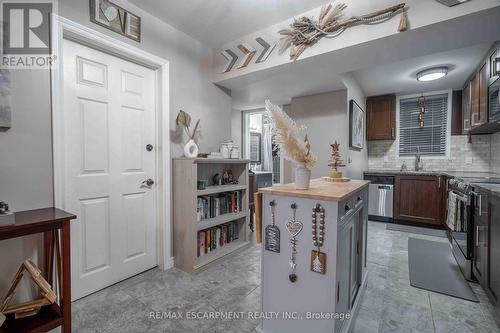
408 237 478 302
386 223 446 238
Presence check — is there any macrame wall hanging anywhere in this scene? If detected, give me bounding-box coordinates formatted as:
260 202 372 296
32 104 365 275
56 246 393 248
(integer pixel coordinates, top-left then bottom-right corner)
278 3 409 60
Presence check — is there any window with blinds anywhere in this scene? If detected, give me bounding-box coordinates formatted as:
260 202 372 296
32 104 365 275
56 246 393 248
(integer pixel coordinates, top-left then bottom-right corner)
399 93 449 157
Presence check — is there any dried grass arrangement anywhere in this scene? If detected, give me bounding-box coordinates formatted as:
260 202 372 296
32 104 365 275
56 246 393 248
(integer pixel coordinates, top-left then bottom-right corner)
278 2 409 60
265 100 316 169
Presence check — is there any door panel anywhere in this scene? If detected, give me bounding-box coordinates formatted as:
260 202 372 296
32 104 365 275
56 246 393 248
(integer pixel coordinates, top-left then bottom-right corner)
394 175 444 225
63 39 157 300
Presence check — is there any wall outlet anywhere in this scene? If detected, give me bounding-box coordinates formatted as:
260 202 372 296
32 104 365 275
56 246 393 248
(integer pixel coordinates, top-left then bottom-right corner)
383 155 389 162
465 157 473 165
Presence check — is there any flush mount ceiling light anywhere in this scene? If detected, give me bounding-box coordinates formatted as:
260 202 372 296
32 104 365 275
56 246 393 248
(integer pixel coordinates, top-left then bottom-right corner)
417 67 448 82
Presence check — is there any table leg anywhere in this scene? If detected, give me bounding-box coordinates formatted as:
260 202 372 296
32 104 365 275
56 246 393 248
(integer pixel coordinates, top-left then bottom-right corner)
61 223 71 333
43 231 54 285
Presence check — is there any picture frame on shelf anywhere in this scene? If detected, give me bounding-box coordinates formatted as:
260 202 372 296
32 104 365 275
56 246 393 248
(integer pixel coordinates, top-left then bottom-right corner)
349 99 365 150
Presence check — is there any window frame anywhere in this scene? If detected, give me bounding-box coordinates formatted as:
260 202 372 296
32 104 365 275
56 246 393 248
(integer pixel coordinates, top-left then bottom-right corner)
396 90 452 159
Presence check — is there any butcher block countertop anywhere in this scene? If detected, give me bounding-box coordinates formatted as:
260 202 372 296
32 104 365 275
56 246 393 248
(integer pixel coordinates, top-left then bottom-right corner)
258 178 370 201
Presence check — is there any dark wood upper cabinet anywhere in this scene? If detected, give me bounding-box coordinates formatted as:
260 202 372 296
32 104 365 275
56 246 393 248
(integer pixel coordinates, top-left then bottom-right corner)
471 72 480 127
463 81 471 132
394 175 445 226
366 94 395 140
451 90 463 136
478 62 489 127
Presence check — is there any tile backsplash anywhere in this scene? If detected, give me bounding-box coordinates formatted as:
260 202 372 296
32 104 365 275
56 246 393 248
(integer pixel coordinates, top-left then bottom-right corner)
492 132 500 174
368 135 497 172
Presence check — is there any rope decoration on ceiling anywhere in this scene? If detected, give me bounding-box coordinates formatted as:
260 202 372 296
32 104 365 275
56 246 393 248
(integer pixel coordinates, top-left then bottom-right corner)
278 3 409 60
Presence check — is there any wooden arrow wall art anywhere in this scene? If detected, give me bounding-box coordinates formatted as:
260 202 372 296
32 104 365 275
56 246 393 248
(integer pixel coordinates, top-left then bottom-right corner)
221 49 239 73
255 37 276 63
220 37 276 73
237 43 257 69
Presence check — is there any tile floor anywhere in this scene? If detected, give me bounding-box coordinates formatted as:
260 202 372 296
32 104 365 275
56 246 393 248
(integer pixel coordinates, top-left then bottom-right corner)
72 222 500 333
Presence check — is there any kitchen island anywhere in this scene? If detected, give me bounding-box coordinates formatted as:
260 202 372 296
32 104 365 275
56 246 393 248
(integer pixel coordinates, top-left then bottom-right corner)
257 179 369 333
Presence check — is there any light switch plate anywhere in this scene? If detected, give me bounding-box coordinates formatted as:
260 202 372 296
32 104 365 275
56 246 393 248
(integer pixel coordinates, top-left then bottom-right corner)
465 157 473 164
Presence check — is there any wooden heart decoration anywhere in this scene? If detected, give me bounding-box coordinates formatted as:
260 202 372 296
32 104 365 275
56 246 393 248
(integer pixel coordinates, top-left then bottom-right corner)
286 220 303 238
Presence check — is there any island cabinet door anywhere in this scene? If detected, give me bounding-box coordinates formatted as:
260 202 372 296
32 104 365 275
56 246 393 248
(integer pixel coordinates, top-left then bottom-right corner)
394 175 445 226
350 210 361 307
336 215 354 333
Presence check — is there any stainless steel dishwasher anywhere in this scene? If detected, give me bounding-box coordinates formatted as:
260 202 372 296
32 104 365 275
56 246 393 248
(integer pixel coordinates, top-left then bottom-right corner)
364 174 394 222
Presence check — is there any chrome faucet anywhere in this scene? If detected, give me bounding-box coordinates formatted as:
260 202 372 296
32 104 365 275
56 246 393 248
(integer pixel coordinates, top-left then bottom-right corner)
415 147 422 171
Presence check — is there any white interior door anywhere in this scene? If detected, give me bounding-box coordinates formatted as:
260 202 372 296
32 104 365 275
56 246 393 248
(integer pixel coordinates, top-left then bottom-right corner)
62 39 157 300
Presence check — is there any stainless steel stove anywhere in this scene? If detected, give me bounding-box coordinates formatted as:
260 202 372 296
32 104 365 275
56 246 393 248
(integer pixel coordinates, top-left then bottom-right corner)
447 175 500 280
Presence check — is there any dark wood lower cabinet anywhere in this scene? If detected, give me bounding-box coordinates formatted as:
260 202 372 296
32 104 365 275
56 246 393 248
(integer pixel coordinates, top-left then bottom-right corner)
394 175 445 226
487 194 500 305
473 188 500 316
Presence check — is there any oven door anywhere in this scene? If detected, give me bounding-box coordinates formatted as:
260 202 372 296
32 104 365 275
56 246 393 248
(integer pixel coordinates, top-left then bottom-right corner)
449 192 471 259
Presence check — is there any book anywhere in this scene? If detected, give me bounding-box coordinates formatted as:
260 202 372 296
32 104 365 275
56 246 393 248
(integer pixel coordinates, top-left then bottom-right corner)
198 231 206 257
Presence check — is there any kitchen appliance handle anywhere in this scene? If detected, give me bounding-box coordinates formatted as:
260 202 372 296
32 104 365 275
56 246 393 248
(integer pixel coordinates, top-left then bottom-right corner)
476 225 479 247
471 191 482 216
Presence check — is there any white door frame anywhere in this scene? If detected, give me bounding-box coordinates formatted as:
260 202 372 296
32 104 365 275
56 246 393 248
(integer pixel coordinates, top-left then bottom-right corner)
50 15 173 271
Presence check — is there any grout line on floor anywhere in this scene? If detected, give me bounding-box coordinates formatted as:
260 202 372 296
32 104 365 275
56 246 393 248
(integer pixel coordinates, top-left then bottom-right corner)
428 292 437 333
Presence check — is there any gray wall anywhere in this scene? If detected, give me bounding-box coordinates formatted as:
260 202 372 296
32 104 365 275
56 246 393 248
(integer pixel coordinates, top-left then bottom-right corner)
289 90 349 180
0 0 231 300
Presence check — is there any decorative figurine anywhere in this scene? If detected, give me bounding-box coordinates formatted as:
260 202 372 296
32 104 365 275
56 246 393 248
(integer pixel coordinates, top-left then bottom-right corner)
265 200 280 253
310 204 326 274
286 203 303 283
322 140 350 182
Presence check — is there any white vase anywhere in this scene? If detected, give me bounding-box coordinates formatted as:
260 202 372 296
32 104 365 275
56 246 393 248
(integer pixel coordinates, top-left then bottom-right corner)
295 164 311 190
184 139 199 158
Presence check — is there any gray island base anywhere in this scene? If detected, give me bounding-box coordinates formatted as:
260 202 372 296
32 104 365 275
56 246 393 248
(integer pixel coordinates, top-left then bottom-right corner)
257 179 370 333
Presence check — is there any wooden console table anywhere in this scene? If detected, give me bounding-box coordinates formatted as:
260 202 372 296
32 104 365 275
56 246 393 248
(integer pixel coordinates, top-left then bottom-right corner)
0 208 76 333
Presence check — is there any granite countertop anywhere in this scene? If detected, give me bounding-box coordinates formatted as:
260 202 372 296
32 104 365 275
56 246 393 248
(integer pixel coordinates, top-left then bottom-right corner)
472 183 500 196
365 170 500 179
258 178 369 201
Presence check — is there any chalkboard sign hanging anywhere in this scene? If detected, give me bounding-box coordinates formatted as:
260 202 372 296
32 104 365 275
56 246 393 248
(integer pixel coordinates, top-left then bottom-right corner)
265 200 280 253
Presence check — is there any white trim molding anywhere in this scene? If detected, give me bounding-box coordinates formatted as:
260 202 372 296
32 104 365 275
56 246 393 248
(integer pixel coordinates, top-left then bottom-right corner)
50 15 172 271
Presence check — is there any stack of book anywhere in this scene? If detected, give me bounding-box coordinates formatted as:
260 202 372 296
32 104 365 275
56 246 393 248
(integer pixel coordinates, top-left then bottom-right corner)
196 191 242 221
197 221 240 257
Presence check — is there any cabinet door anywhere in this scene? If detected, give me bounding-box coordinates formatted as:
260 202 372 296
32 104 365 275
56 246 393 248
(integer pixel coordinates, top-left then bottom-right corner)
487 194 500 303
336 219 353 332
478 63 489 127
366 95 395 140
463 81 471 131
394 175 444 225
473 190 488 286
350 211 361 307
471 73 480 127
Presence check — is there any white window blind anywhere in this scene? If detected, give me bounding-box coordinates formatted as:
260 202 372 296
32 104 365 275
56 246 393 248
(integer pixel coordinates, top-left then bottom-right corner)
399 93 448 157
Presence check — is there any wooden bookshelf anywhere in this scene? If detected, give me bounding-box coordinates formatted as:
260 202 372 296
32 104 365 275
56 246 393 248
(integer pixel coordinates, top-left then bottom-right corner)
173 158 251 273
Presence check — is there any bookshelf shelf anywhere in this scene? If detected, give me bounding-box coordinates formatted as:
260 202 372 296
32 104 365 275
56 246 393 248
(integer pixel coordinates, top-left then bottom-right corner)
194 240 251 270
173 158 250 273
197 211 247 231
197 184 247 196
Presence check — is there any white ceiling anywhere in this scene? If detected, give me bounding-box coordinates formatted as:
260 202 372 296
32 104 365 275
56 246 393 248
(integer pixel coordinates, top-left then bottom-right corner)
128 0 331 47
352 43 492 97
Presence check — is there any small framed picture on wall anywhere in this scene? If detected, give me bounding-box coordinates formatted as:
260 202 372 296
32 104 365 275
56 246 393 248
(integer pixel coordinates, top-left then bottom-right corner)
90 0 141 42
349 99 364 150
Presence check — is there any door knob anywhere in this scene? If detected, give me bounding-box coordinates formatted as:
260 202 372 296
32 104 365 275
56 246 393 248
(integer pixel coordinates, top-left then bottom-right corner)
142 179 155 187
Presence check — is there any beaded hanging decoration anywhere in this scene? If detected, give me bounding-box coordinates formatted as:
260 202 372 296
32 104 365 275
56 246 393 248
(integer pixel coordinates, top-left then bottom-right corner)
286 203 303 283
265 200 280 253
310 203 326 274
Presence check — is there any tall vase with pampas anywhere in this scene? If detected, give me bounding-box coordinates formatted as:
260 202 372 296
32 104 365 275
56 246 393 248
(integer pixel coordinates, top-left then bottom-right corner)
265 101 316 189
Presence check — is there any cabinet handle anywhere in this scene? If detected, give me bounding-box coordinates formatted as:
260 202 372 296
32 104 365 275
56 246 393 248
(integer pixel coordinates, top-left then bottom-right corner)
337 282 340 304
476 225 479 247
391 127 395 138
438 177 441 189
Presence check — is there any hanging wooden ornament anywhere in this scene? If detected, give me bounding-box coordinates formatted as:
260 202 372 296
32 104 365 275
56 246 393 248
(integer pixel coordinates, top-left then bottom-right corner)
265 200 280 253
286 203 303 283
310 204 326 274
